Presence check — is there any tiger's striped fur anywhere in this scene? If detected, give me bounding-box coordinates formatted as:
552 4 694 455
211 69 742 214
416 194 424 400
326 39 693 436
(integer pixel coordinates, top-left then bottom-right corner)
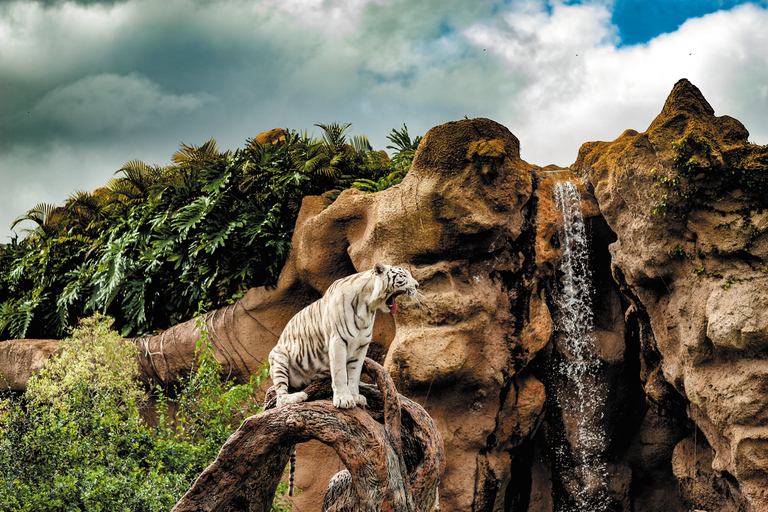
269 262 419 410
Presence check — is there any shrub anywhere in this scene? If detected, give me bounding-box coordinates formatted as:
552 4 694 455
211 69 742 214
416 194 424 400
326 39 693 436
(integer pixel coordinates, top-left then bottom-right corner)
0 314 282 511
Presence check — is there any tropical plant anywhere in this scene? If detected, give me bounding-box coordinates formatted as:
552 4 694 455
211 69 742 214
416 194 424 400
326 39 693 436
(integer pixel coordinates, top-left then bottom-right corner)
386 123 422 172
1 124 421 340
10 203 66 242
300 122 356 181
0 230 89 339
62 189 110 238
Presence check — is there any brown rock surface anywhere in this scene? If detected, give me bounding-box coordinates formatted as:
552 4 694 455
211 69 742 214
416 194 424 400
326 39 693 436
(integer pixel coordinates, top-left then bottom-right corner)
281 118 545 511
0 339 59 391
253 128 288 145
129 117 548 512
575 78 768 511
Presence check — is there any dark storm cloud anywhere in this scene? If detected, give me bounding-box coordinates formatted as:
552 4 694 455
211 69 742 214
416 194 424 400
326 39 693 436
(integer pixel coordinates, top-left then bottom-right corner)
1 0 767 241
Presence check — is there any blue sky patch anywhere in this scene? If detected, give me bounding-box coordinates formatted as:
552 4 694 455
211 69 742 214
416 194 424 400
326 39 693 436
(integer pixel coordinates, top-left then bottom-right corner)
612 0 755 45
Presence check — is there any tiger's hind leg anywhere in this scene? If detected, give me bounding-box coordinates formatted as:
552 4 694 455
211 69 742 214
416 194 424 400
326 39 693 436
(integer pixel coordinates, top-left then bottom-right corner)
269 345 308 407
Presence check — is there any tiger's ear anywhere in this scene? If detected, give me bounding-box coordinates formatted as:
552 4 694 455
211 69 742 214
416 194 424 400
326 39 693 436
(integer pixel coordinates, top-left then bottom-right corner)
374 262 386 274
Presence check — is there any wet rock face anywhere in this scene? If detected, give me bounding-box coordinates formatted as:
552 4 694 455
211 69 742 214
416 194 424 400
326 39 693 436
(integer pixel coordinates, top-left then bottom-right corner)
575 78 768 511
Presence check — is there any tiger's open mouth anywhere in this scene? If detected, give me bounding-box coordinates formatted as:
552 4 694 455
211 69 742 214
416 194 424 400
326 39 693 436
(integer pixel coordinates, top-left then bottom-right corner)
386 291 406 315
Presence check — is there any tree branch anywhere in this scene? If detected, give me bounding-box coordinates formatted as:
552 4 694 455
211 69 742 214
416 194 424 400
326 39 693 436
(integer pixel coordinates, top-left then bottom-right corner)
171 358 444 512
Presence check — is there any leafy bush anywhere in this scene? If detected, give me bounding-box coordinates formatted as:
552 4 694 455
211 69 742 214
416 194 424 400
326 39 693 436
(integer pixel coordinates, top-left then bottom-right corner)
0 314 279 511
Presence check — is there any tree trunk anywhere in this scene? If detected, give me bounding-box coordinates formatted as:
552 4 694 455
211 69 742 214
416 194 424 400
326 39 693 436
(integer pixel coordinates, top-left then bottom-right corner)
171 358 445 512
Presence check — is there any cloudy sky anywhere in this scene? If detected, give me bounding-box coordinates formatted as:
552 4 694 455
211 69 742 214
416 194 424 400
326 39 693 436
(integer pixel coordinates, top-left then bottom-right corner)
2 0 767 241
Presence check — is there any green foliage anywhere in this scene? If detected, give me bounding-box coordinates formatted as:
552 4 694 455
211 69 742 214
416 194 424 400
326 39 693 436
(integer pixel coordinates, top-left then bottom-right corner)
26 313 144 411
693 265 723 279
351 124 420 194
386 123 422 172
352 170 407 194
0 314 282 511
0 234 90 338
651 137 768 219
1 124 421 339
667 243 694 259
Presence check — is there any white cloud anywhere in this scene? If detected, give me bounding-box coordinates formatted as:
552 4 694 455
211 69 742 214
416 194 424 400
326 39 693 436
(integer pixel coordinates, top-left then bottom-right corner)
256 0 379 40
462 1 768 165
29 73 214 134
0 1 128 82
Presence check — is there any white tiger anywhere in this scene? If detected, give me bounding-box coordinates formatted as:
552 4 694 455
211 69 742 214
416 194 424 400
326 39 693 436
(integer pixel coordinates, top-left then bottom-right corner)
269 262 419 409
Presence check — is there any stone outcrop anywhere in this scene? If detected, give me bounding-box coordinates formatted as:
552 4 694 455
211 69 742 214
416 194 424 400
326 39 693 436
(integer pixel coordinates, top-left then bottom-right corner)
575 78 768 511
253 127 287 145
132 117 550 512
0 339 59 391
4 79 768 512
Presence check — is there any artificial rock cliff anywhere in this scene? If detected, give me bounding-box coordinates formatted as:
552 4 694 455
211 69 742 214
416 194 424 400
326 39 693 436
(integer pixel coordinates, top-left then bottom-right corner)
572 78 768 511
2 79 768 512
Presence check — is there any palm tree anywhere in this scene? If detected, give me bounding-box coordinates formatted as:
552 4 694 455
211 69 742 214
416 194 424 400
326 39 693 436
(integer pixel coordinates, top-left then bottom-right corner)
300 122 350 180
386 124 422 172
110 160 169 201
169 139 233 201
172 139 229 167
63 190 111 237
11 203 66 242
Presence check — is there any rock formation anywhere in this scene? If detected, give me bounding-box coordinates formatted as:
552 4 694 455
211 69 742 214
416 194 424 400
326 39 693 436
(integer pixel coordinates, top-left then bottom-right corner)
3 79 768 512
288 117 543 511
0 339 59 392
574 78 768 511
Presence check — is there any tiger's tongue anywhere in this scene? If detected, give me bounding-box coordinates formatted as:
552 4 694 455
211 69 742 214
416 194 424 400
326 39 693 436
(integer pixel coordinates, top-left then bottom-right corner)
389 296 397 315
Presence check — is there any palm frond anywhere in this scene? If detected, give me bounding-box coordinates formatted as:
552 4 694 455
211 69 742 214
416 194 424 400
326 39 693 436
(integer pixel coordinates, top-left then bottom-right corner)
172 139 227 165
115 160 167 196
386 124 414 152
11 203 66 240
315 122 352 150
351 135 373 155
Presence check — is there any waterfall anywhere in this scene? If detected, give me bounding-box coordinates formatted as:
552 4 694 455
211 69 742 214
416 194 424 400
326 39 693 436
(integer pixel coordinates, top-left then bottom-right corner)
551 180 610 511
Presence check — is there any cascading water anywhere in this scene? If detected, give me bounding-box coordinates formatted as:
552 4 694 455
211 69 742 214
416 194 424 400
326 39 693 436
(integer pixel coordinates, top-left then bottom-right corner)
550 179 611 511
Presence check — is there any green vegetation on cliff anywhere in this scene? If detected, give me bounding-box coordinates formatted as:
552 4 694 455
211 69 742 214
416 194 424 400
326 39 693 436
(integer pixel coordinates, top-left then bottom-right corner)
652 137 768 220
0 124 421 340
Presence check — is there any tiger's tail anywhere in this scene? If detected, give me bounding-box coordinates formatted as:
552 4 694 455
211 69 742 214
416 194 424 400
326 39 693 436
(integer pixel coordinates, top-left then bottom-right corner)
289 447 296 496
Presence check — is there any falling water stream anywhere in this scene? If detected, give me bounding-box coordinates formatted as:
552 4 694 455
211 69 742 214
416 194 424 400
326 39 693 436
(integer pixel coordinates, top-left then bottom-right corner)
551 180 611 511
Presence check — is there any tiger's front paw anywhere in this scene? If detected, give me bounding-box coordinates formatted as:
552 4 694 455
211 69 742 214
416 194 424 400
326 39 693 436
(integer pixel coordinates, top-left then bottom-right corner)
277 391 308 407
333 393 356 409
353 393 367 407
